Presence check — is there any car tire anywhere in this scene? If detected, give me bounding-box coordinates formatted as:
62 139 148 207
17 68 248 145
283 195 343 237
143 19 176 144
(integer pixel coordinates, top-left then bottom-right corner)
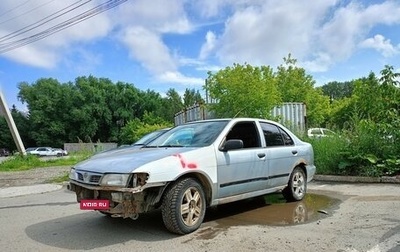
161 178 206 234
283 167 307 202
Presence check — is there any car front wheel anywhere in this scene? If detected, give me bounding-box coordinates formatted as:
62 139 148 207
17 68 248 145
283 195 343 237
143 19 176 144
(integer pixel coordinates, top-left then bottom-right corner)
161 178 206 234
283 167 307 202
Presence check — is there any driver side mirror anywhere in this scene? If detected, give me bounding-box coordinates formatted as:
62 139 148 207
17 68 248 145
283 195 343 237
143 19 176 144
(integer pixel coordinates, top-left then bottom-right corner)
220 139 243 152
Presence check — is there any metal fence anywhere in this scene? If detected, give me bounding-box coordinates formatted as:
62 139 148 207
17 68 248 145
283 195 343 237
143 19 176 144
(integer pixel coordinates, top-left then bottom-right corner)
64 142 117 153
174 102 307 133
271 102 307 133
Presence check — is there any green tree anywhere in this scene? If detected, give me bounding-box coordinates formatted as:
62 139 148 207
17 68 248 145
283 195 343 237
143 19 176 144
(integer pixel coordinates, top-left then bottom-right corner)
204 63 280 118
320 81 354 100
0 116 13 150
183 88 204 107
18 78 71 147
161 88 183 122
71 76 113 142
18 76 155 146
331 66 400 176
138 89 166 120
106 81 142 142
0 106 36 151
119 111 172 144
275 55 330 126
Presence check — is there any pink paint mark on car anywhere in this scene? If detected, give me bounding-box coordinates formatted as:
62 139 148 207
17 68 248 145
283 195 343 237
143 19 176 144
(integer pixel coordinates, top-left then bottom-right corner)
187 163 197 169
173 153 197 169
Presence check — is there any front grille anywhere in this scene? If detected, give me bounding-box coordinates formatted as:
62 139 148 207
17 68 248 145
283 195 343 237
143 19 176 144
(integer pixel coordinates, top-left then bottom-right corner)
76 171 103 185
90 175 101 183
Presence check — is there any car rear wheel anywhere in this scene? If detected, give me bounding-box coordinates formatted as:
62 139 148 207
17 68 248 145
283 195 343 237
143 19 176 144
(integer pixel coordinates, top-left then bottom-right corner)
283 167 307 202
161 178 206 234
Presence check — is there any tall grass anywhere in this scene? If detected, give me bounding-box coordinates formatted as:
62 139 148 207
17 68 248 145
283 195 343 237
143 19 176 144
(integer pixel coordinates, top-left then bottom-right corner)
0 152 92 172
306 119 400 177
306 136 348 175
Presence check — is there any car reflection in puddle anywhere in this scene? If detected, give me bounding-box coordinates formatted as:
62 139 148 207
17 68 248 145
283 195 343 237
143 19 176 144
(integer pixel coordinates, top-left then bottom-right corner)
204 193 340 227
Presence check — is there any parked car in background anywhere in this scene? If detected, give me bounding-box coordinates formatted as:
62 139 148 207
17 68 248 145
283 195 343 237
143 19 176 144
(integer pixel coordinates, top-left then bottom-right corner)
27 147 66 157
69 118 316 234
53 148 68 156
307 128 337 138
0 148 10 157
25 147 37 153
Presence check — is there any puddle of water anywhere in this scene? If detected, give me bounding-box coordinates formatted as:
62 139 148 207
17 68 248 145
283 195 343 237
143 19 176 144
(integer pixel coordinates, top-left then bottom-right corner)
204 193 340 227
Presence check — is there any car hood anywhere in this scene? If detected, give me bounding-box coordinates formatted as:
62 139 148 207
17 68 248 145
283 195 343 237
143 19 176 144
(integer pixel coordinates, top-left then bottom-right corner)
74 146 197 173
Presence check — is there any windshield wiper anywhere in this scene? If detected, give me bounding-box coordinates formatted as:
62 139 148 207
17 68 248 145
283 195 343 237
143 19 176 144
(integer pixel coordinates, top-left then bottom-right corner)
157 144 184 148
141 144 183 148
141 145 157 148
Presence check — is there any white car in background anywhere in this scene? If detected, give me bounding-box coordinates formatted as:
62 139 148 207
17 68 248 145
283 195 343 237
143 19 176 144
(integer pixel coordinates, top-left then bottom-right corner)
307 128 337 138
53 148 68 156
27 147 67 157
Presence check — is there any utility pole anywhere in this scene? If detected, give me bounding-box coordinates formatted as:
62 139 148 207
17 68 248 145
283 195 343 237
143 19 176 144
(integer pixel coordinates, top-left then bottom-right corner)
0 90 26 155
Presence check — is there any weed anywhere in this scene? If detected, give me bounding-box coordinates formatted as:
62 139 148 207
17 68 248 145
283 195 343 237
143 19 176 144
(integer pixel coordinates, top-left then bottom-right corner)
0 152 92 172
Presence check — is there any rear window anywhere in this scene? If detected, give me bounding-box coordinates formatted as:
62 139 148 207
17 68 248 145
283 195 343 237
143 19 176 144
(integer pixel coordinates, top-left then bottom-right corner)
260 122 294 147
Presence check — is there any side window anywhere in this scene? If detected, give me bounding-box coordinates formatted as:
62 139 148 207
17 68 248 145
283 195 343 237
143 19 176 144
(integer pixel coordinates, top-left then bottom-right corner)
225 122 261 148
311 128 321 135
260 122 293 147
323 129 336 136
280 128 294 145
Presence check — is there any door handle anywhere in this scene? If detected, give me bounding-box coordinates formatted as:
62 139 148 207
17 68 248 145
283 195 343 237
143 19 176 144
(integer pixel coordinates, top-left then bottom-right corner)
292 150 298 155
257 153 266 158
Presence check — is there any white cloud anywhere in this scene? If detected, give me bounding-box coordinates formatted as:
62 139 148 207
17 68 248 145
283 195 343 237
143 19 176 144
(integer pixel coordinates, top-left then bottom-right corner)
120 26 177 75
202 0 337 67
114 0 193 34
199 0 400 73
199 31 217 60
302 53 333 73
360 34 399 57
158 71 204 85
195 64 222 72
308 0 400 70
2 0 400 89
5 44 59 69
113 0 205 85
0 0 111 68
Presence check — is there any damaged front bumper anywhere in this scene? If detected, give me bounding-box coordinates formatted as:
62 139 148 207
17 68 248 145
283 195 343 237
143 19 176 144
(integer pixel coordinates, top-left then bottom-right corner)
68 180 167 218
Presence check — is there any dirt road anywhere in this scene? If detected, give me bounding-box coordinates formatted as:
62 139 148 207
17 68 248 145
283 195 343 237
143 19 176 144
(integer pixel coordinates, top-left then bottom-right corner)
0 167 399 251
0 166 70 187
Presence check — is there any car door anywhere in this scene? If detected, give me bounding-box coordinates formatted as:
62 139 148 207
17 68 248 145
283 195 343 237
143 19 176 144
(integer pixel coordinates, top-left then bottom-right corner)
36 147 48 156
216 121 267 198
260 122 297 188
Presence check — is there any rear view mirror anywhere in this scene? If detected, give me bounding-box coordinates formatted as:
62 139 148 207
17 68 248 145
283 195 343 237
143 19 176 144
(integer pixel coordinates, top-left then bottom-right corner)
221 139 243 151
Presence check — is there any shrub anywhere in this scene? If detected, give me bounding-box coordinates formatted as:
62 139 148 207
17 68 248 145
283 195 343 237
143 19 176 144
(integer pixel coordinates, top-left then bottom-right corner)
307 135 348 175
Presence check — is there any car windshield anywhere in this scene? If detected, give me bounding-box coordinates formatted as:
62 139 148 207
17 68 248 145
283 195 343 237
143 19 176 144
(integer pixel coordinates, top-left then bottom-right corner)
132 129 169 146
145 120 229 148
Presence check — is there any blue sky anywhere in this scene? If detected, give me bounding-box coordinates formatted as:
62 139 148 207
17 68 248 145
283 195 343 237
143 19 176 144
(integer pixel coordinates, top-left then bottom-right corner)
0 0 399 111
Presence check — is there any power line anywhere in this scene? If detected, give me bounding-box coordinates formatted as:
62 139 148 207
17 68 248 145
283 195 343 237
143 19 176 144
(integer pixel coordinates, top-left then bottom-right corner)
0 0 90 43
0 0 31 19
0 0 127 54
0 0 57 27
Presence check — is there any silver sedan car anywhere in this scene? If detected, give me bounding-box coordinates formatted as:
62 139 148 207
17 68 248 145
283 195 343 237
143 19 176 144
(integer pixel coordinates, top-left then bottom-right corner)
68 118 316 234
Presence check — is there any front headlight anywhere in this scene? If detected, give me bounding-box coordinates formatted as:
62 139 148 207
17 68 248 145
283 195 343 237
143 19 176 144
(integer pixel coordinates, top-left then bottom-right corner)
100 174 130 186
69 168 76 180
